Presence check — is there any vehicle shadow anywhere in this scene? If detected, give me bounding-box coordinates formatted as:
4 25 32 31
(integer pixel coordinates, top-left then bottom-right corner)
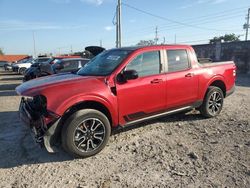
0 111 73 169
0 90 18 96
0 71 19 76
0 77 23 81
0 110 202 169
0 83 20 91
112 110 203 135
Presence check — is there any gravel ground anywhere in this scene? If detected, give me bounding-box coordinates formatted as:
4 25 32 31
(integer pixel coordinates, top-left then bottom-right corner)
0 68 249 188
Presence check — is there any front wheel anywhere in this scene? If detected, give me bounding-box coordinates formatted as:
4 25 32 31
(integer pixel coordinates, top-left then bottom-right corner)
62 109 111 158
200 86 224 118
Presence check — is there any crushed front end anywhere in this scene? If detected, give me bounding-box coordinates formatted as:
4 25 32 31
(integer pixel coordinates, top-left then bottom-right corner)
19 95 61 152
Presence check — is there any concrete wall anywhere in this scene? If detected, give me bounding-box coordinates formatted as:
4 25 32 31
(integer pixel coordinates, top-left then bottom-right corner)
193 41 250 73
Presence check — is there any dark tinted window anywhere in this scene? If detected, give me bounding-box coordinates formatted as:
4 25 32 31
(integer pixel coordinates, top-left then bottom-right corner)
167 50 189 72
36 58 50 63
80 60 89 67
126 51 160 77
60 60 79 72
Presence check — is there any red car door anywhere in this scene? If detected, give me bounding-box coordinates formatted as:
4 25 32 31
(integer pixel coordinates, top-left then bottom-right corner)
116 50 166 125
165 49 199 109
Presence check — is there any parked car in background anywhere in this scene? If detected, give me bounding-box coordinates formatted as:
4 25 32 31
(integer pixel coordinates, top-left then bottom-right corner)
23 58 89 81
0 61 8 68
12 58 34 74
4 62 15 71
11 57 50 75
1 55 30 70
16 45 236 158
3 57 33 71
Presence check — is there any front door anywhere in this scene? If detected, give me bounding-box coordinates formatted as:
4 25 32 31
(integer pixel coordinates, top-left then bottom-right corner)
116 50 166 125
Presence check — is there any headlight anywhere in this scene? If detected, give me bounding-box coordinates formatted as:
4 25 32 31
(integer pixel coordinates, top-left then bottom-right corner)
33 95 47 112
22 95 47 113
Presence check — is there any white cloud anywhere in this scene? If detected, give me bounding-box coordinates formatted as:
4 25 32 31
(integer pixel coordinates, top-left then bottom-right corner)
0 20 87 31
129 19 136 23
80 0 104 6
179 4 193 9
212 0 227 4
104 26 114 31
50 0 71 4
180 0 228 9
197 0 228 4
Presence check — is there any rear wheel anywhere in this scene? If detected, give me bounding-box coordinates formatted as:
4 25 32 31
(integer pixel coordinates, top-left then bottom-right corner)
62 109 111 158
200 86 224 118
19 67 26 75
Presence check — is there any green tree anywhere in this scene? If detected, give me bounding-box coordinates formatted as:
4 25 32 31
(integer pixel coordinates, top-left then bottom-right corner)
223 33 240 42
209 33 240 44
0 48 4 55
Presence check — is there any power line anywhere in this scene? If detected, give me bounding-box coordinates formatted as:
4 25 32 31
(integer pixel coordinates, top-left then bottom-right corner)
122 6 249 35
122 2 247 32
157 14 245 33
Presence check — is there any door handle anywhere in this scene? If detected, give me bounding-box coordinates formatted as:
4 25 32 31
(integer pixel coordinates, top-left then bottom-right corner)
185 73 194 77
150 79 163 84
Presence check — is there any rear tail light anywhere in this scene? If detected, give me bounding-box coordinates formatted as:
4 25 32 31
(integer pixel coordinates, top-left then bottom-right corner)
233 69 236 77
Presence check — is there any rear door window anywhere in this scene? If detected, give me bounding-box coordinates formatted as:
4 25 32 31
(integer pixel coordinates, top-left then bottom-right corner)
80 60 89 67
167 50 189 72
60 60 79 72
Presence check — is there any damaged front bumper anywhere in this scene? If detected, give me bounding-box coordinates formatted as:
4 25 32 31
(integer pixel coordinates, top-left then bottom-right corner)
19 97 61 153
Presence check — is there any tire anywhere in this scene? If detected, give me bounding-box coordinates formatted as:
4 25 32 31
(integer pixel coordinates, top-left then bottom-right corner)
61 109 111 158
200 86 224 118
19 68 26 75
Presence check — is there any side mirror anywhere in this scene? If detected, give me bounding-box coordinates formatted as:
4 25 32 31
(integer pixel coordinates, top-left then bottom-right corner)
124 70 138 80
54 63 64 70
117 69 138 83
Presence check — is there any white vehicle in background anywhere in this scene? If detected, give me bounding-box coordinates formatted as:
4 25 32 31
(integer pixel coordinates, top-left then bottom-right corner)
12 59 34 74
12 57 51 75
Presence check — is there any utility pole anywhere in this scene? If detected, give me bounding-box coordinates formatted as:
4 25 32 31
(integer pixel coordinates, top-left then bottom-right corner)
163 37 166 44
32 31 37 58
116 0 122 48
154 26 159 45
100 40 103 47
244 8 250 41
70 45 73 54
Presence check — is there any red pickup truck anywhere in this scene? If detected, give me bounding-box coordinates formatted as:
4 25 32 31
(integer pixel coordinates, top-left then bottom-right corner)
16 45 236 158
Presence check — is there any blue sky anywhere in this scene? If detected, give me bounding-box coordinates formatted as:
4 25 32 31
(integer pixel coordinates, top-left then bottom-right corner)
0 0 249 55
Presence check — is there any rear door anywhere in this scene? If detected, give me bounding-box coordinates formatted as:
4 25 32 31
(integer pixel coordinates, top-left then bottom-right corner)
165 49 199 109
116 50 166 125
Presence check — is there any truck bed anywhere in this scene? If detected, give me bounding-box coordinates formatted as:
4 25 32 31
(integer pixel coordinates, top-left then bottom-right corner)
199 61 234 68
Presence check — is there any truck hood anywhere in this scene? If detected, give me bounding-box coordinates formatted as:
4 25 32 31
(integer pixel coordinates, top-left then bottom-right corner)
16 73 104 96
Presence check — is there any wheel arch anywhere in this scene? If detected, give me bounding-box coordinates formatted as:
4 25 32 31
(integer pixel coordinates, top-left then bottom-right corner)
202 76 227 99
44 100 114 152
208 80 226 97
61 100 113 127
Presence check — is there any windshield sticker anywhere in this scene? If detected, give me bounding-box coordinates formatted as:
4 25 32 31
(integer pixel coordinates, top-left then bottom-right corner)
176 56 180 61
107 55 121 61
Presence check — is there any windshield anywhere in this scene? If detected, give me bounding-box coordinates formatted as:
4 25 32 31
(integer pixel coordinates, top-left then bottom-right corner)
77 49 132 76
17 58 32 64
